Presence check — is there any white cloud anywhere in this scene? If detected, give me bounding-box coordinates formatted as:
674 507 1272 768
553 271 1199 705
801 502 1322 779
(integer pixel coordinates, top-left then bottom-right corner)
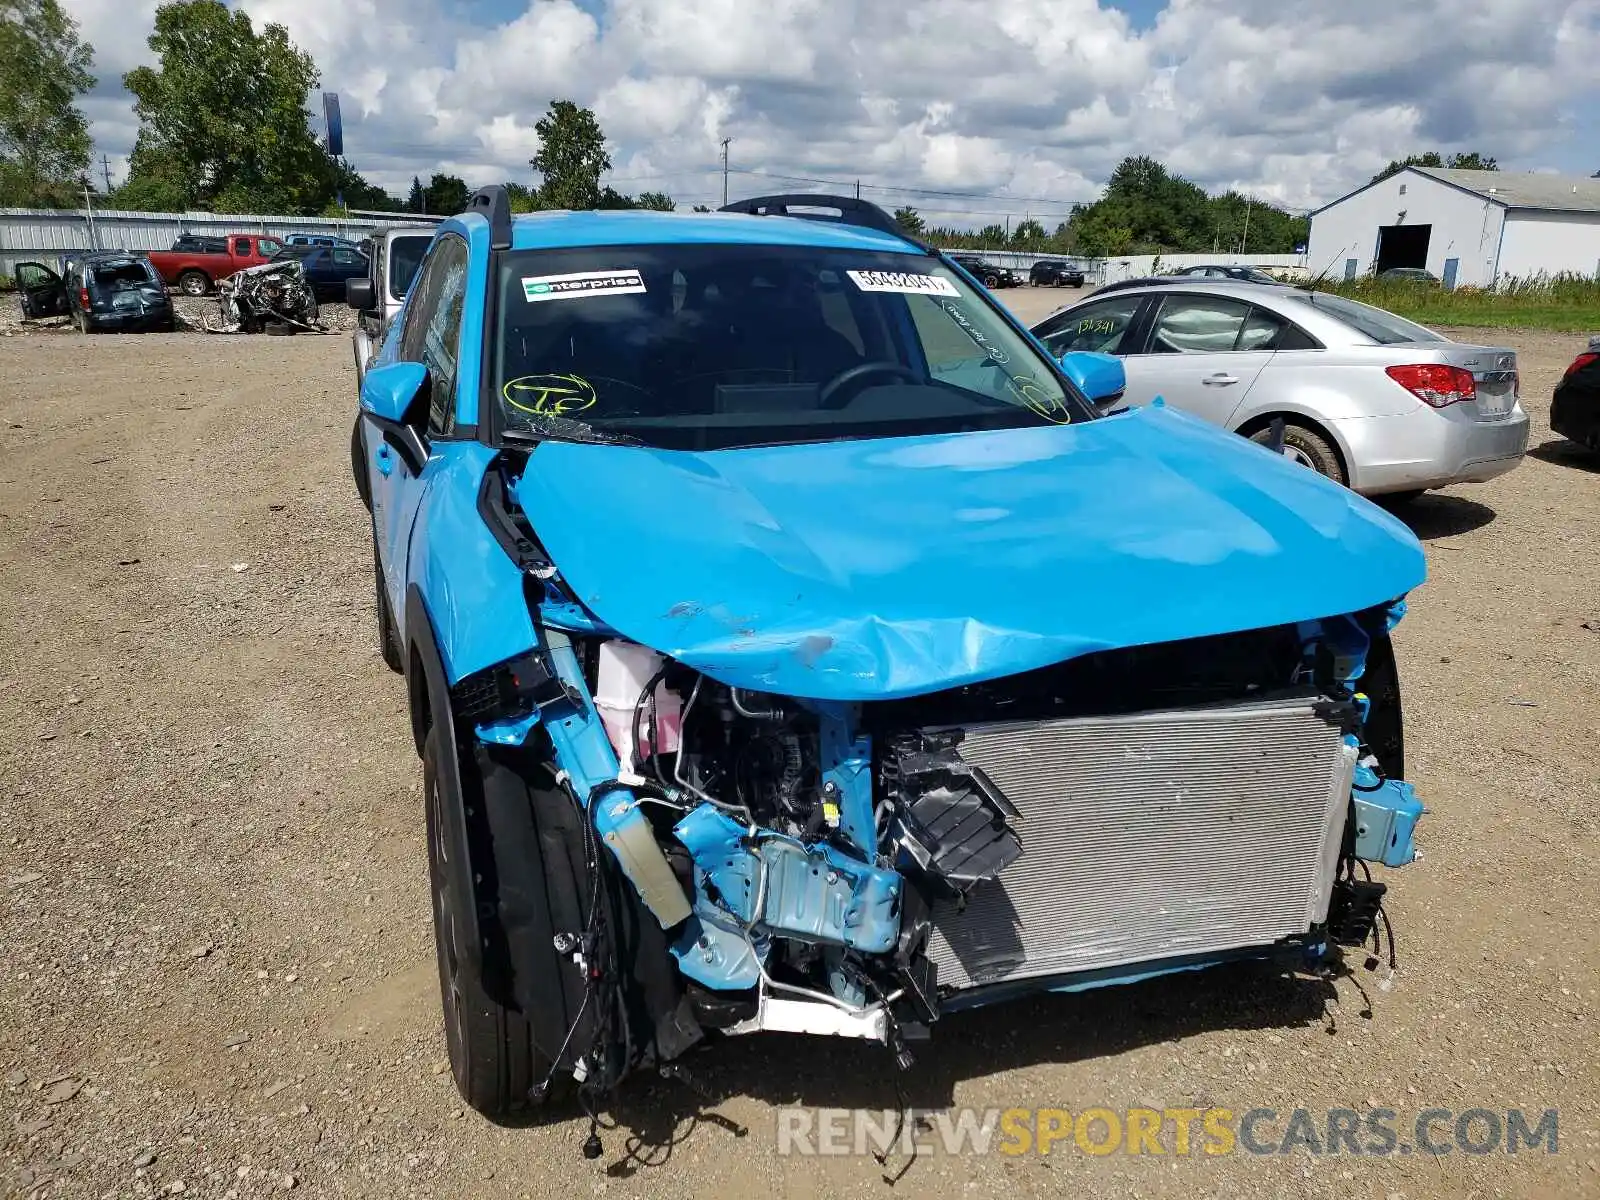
63 0 1600 222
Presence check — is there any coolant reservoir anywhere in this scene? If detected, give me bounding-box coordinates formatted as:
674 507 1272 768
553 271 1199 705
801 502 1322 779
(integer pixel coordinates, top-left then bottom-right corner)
594 641 682 773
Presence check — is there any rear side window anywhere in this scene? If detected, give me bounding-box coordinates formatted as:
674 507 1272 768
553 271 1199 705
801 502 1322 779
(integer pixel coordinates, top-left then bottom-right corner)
1147 295 1255 353
1300 292 1442 344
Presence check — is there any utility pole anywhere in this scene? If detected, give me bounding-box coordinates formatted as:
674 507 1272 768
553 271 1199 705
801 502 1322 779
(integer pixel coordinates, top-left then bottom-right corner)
1241 198 1252 253
721 138 733 206
101 154 112 195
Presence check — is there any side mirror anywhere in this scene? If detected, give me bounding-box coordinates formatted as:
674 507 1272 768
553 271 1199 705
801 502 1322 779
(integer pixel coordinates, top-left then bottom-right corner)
360 360 428 424
345 276 376 312
358 361 430 475
1058 350 1126 411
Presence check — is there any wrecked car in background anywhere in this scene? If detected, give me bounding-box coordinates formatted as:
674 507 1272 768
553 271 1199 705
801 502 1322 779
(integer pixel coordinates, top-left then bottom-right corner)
351 187 1429 1131
13 252 176 333
206 259 322 335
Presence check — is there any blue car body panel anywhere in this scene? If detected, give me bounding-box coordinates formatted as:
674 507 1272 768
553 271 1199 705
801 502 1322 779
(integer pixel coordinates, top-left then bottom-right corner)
359 202 1429 1055
514 403 1426 701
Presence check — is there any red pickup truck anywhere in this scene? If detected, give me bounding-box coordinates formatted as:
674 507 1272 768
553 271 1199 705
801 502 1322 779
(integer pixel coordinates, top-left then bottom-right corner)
146 233 287 295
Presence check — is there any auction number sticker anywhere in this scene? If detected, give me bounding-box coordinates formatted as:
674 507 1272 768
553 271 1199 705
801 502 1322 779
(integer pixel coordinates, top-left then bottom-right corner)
521 269 646 302
846 269 960 296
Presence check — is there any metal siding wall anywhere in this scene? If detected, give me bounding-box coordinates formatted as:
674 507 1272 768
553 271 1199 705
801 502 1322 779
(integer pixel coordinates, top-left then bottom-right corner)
1495 211 1600 280
1308 174 1504 287
0 208 433 275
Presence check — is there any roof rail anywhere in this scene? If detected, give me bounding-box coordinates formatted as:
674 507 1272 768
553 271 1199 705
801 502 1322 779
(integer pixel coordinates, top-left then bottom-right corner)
719 193 929 249
464 184 513 250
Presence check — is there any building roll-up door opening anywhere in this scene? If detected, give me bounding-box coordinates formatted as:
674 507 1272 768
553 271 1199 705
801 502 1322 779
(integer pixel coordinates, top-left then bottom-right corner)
1375 224 1431 274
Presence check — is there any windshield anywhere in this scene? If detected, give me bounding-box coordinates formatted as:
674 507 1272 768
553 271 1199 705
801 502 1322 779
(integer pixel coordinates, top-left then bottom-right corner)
492 244 1087 450
389 235 431 300
1301 291 1442 344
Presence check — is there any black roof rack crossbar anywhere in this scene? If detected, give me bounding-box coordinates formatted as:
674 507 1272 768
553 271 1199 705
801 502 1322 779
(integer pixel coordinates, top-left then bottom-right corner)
464 184 513 250
719 193 931 251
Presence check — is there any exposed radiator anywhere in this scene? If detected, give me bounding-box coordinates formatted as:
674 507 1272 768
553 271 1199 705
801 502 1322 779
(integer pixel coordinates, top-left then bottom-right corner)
924 693 1357 992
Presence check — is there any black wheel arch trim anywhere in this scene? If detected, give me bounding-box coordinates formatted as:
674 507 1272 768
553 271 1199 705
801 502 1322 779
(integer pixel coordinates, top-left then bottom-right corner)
405 583 485 979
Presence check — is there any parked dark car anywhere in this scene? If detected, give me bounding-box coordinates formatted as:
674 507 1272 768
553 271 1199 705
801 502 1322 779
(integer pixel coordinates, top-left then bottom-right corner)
13 252 176 333
1551 335 1600 453
1029 260 1086 287
949 254 1022 288
1169 264 1282 284
272 243 370 301
1376 267 1440 285
285 233 363 249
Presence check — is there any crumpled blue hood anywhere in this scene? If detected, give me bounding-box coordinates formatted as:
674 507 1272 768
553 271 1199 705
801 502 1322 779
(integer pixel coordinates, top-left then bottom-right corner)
514 405 1426 701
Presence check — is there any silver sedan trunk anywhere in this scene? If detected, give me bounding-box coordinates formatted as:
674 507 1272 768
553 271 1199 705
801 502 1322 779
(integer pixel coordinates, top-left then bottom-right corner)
1030 281 1529 497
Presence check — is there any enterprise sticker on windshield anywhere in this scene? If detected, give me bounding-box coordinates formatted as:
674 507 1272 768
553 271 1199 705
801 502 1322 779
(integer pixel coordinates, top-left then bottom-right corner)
521 269 646 302
846 269 960 296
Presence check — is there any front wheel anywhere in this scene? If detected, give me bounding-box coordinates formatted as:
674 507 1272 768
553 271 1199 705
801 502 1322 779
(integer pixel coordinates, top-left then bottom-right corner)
1249 421 1347 486
424 729 592 1119
176 270 209 296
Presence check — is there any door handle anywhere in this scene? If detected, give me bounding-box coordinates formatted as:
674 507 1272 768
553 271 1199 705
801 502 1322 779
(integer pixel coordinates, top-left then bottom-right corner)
375 443 394 476
1202 373 1239 386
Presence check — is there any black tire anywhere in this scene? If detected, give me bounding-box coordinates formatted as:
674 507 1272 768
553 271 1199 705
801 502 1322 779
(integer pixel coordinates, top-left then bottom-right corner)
1249 421 1346 486
177 270 209 296
370 517 403 672
983 273 999 288
424 728 593 1119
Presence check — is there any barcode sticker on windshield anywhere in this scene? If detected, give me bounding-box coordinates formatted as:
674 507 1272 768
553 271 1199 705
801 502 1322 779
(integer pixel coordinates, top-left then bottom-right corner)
846 269 960 296
521 270 646 302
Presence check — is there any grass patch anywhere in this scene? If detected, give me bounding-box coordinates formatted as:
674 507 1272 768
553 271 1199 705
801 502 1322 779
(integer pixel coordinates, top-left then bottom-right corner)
1313 273 1600 332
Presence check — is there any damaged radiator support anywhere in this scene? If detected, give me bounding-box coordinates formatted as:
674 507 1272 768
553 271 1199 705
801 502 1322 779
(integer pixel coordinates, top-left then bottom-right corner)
918 693 1359 996
205 259 324 335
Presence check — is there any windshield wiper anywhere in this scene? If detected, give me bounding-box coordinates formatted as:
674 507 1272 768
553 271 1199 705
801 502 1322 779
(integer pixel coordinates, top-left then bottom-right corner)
501 415 643 447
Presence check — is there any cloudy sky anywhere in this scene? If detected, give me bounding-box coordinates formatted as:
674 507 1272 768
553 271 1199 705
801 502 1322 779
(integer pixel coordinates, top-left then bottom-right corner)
67 0 1600 224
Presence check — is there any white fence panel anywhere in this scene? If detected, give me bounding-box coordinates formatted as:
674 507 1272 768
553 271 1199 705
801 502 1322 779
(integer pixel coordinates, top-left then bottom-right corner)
0 207 436 275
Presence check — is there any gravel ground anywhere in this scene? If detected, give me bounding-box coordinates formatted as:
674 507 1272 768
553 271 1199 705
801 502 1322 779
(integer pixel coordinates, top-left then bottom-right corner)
0 306 1597 1200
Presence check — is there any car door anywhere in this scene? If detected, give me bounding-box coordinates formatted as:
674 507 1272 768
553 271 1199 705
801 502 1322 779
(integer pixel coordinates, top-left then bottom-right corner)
13 263 69 319
366 235 469 618
1115 292 1279 425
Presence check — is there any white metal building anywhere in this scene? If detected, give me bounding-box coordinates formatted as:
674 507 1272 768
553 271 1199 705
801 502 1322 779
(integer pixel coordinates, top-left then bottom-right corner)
1307 167 1600 288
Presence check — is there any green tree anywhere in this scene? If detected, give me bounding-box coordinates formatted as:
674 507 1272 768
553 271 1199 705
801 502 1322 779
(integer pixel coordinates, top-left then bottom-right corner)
977 223 1006 245
406 175 426 213
327 158 398 212
531 99 610 210
893 205 925 235
424 172 469 215
1371 151 1498 184
0 0 96 207
504 181 541 212
692 204 711 213
121 0 332 213
1010 218 1046 248
635 190 674 211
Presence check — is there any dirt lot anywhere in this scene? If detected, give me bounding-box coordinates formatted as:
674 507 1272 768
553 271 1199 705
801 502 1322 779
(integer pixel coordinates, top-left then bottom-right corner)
1 306 1597 1200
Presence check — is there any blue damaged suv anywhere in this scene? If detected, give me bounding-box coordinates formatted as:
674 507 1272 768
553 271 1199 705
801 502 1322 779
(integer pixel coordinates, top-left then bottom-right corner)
353 188 1428 1124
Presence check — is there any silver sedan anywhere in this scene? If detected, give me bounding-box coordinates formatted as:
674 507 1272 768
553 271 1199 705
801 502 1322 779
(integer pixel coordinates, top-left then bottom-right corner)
1030 280 1530 499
